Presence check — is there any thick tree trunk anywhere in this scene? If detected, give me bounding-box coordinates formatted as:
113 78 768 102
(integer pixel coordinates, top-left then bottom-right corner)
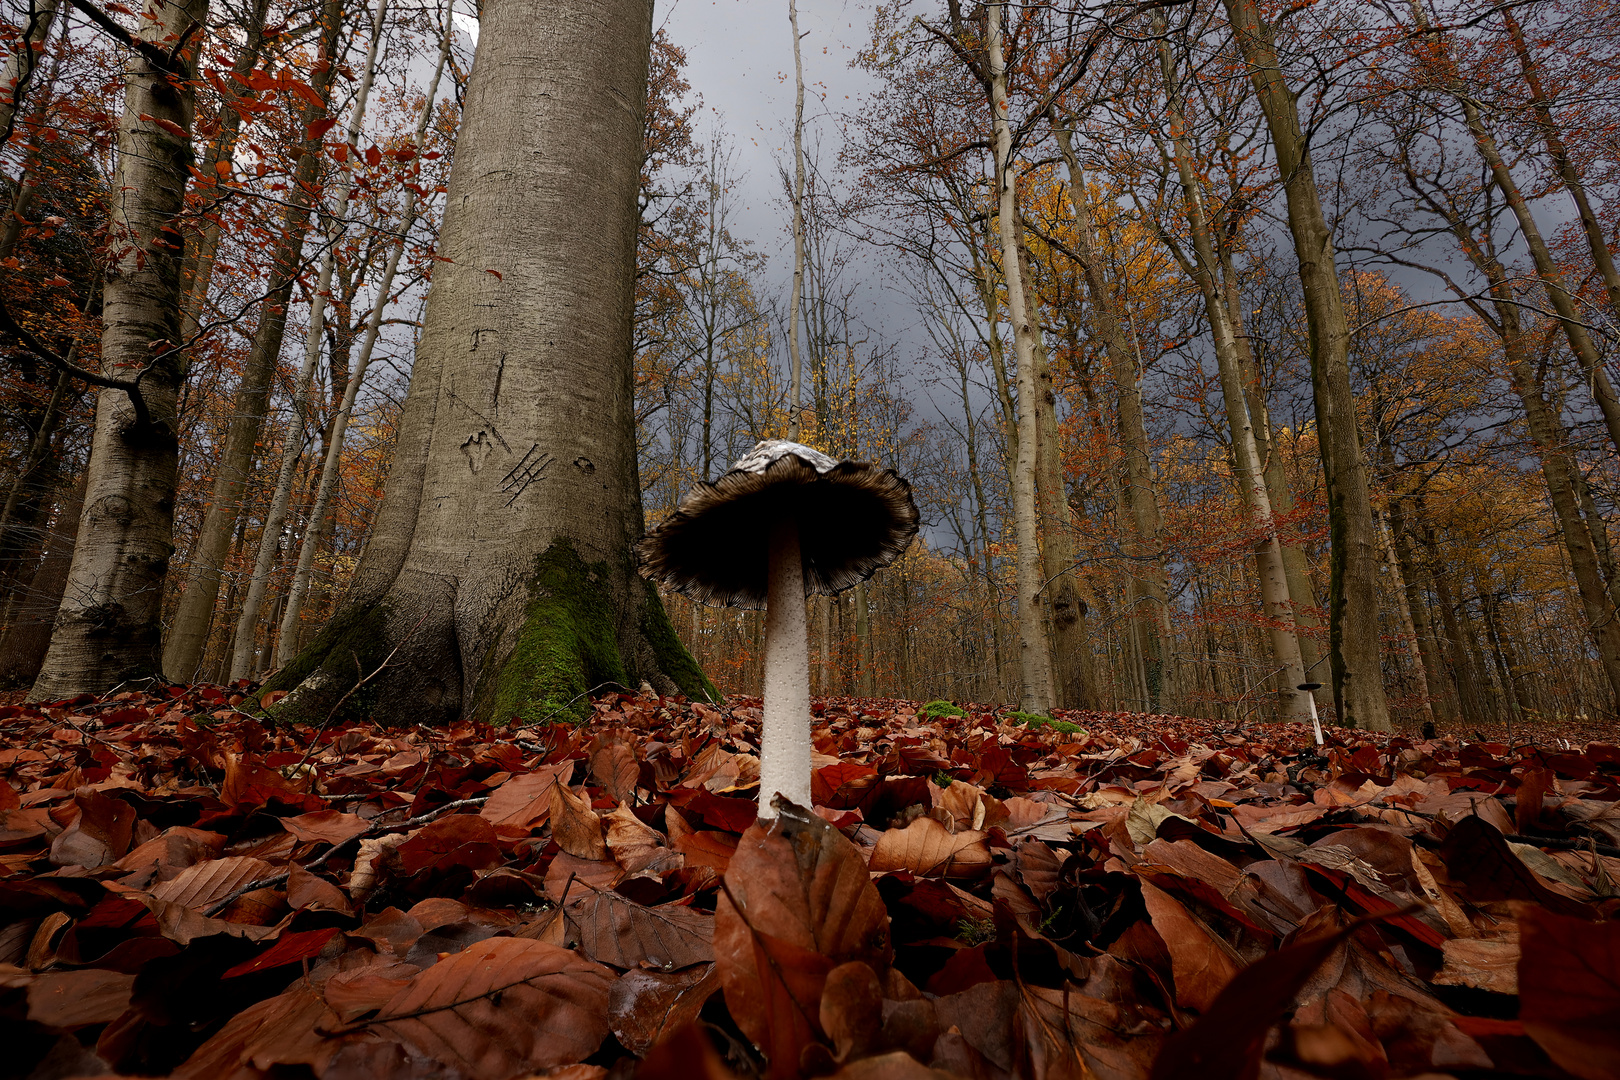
1014 218 1092 709
0 471 82 687
265 0 710 725
1050 119 1177 710
986 2 1054 715
1222 0 1390 730
163 0 343 681
28 0 209 700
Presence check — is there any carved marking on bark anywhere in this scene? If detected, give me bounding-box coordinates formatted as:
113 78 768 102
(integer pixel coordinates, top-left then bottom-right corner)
461 430 494 474
572 457 594 475
499 444 552 506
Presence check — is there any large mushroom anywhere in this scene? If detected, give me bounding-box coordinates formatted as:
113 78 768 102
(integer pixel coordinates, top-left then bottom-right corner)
639 439 919 820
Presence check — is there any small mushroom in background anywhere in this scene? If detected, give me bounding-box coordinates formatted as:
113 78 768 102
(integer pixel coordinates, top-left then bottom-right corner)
639 439 919 821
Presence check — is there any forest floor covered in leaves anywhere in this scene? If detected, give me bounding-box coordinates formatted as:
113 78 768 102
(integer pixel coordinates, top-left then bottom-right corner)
0 685 1616 1080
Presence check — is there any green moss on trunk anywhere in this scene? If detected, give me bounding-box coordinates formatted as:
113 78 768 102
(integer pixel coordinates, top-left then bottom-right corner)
257 602 392 722
477 539 628 725
640 576 718 704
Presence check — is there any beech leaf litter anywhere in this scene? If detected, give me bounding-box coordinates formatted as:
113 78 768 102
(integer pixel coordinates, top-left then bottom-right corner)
1 685 1617 1080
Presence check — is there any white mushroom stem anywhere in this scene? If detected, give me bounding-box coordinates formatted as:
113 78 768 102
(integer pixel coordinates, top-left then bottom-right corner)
758 516 811 820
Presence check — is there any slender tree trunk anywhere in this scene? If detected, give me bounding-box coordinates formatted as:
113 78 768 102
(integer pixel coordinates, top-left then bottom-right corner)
1152 27 1310 720
1388 497 1455 724
986 2 1053 714
1406 4 1620 454
0 368 68 591
1422 528 1488 724
163 0 344 680
28 0 210 699
1219 248 1325 690
1375 507 1434 726
1500 8 1620 321
1222 0 1390 729
1050 118 1176 710
231 0 390 679
784 0 807 440
273 20 452 667
264 0 709 725
0 0 57 145
176 0 271 350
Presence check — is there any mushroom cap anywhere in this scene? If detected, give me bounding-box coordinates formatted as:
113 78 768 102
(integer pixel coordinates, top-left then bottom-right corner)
639 439 920 609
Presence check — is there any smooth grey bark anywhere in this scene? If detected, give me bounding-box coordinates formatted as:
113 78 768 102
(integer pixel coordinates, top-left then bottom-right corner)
986 1 1054 715
268 0 708 724
28 0 210 699
1013 217 1092 709
162 0 343 681
1222 0 1390 730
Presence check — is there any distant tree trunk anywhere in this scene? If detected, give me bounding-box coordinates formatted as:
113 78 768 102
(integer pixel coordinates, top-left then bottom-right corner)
854 580 873 697
1050 119 1176 711
1407 5 1620 454
273 18 453 667
1219 249 1325 692
1151 25 1311 721
0 368 68 594
0 0 58 144
1222 0 1390 730
986 2 1053 715
1388 497 1455 724
264 0 709 725
1421 528 1487 724
230 0 391 679
176 0 272 348
163 0 344 681
0 471 82 687
784 0 807 440
28 0 210 700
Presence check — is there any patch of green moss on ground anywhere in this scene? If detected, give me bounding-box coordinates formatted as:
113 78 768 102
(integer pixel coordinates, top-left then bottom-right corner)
640 577 718 703
921 700 965 720
258 603 391 722
1007 710 1085 735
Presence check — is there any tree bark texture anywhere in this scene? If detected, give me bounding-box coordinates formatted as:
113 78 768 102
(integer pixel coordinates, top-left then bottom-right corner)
265 0 710 725
28 0 210 700
986 2 1054 715
0 471 82 687
1222 0 1390 730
